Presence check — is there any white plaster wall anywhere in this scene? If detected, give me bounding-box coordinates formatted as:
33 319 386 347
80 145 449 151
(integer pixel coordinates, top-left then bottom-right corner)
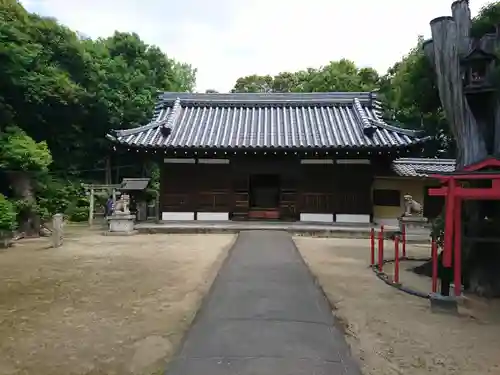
197 212 229 221
335 214 371 223
373 217 399 227
161 212 194 221
299 213 334 223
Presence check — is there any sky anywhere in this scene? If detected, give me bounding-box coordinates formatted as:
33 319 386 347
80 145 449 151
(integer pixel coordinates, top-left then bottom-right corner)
20 0 493 93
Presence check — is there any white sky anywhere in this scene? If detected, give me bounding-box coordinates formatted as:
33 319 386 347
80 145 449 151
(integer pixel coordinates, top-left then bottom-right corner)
21 0 493 92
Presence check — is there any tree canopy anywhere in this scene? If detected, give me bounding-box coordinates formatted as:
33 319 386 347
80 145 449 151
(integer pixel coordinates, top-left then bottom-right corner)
232 60 380 93
0 0 196 232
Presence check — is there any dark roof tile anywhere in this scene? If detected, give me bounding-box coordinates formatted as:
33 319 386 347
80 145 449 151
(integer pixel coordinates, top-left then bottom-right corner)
392 158 456 177
108 92 426 150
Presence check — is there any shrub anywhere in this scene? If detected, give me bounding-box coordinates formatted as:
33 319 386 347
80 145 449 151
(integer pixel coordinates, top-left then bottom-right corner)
66 206 88 222
430 211 445 248
0 194 16 238
35 175 89 222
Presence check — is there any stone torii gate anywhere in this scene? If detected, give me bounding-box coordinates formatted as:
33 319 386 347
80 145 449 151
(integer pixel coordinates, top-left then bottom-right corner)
83 184 120 226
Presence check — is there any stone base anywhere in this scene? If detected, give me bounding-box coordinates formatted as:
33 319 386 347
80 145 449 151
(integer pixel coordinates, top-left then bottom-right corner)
103 230 138 236
108 214 135 233
429 293 459 315
399 215 429 233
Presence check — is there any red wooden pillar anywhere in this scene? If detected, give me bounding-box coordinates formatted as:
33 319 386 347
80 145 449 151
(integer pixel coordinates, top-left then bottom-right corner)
443 179 456 268
431 239 438 293
453 197 462 296
394 235 400 284
370 228 375 266
378 226 384 272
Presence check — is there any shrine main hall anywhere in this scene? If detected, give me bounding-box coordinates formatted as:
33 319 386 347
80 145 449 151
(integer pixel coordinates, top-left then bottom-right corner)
107 92 453 224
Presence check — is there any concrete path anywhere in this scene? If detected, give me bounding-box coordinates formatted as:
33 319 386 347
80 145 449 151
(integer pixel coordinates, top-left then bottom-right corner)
165 231 361 375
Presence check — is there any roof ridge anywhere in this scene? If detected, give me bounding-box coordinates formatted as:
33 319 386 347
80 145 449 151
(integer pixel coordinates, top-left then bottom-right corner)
157 91 377 105
368 118 423 137
162 97 182 130
108 120 163 139
394 157 456 164
353 98 376 132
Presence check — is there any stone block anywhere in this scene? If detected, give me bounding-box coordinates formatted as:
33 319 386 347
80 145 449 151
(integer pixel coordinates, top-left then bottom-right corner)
429 292 458 315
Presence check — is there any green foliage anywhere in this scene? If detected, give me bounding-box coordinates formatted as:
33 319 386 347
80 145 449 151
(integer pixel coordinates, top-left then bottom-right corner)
0 126 52 171
0 0 196 175
470 2 500 38
431 212 445 248
0 193 16 232
232 59 380 93
380 2 500 157
378 38 450 156
0 0 196 231
35 175 88 221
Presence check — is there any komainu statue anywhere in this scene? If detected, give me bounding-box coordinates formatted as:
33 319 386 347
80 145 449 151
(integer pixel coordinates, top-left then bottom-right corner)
403 194 423 216
113 194 130 215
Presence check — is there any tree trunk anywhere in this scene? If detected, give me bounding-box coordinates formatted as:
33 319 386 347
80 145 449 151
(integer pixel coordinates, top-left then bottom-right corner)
423 0 500 297
7 171 40 236
429 15 487 166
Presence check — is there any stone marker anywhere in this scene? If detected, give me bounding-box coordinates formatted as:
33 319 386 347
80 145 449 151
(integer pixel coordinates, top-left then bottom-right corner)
52 213 64 248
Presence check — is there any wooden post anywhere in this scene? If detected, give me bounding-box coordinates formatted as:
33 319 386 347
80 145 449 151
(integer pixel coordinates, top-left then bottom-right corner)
370 228 375 266
453 197 462 296
443 179 456 267
378 226 384 272
431 239 438 293
155 191 160 223
89 188 94 226
401 223 406 258
394 235 400 284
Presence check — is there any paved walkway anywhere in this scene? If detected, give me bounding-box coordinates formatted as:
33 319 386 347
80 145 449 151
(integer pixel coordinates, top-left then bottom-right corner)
165 231 361 375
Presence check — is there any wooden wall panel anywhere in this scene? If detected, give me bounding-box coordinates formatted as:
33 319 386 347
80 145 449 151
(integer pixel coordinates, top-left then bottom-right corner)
334 164 374 215
298 164 337 213
161 163 198 212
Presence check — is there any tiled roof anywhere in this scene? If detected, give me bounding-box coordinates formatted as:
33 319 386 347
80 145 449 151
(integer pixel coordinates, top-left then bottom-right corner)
107 92 427 150
392 158 456 177
120 178 150 191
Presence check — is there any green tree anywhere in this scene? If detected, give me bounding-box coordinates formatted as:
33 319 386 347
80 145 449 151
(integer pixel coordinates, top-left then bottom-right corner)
378 37 450 157
0 0 197 233
0 126 52 234
232 59 380 93
0 193 16 234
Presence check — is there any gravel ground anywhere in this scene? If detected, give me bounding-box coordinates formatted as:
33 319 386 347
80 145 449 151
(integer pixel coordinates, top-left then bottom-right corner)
0 229 235 375
295 237 500 375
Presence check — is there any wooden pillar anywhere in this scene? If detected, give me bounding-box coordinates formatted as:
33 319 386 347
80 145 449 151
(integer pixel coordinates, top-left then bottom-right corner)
441 179 455 296
453 197 462 296
443 179 456 267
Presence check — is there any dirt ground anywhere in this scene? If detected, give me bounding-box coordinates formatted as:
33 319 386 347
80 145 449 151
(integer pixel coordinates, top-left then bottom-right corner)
295 237 500 375
0 228 235 375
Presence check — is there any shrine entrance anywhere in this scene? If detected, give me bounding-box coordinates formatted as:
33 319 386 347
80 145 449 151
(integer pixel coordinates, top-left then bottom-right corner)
428 156 500 296
248 174 281 220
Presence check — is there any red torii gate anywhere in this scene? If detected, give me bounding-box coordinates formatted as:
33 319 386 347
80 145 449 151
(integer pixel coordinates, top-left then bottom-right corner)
428 156 500 295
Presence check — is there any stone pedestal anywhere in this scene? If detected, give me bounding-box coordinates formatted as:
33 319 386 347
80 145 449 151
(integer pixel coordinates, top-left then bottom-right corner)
399 215 429 232
398 215 430 242
107 213 137 235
